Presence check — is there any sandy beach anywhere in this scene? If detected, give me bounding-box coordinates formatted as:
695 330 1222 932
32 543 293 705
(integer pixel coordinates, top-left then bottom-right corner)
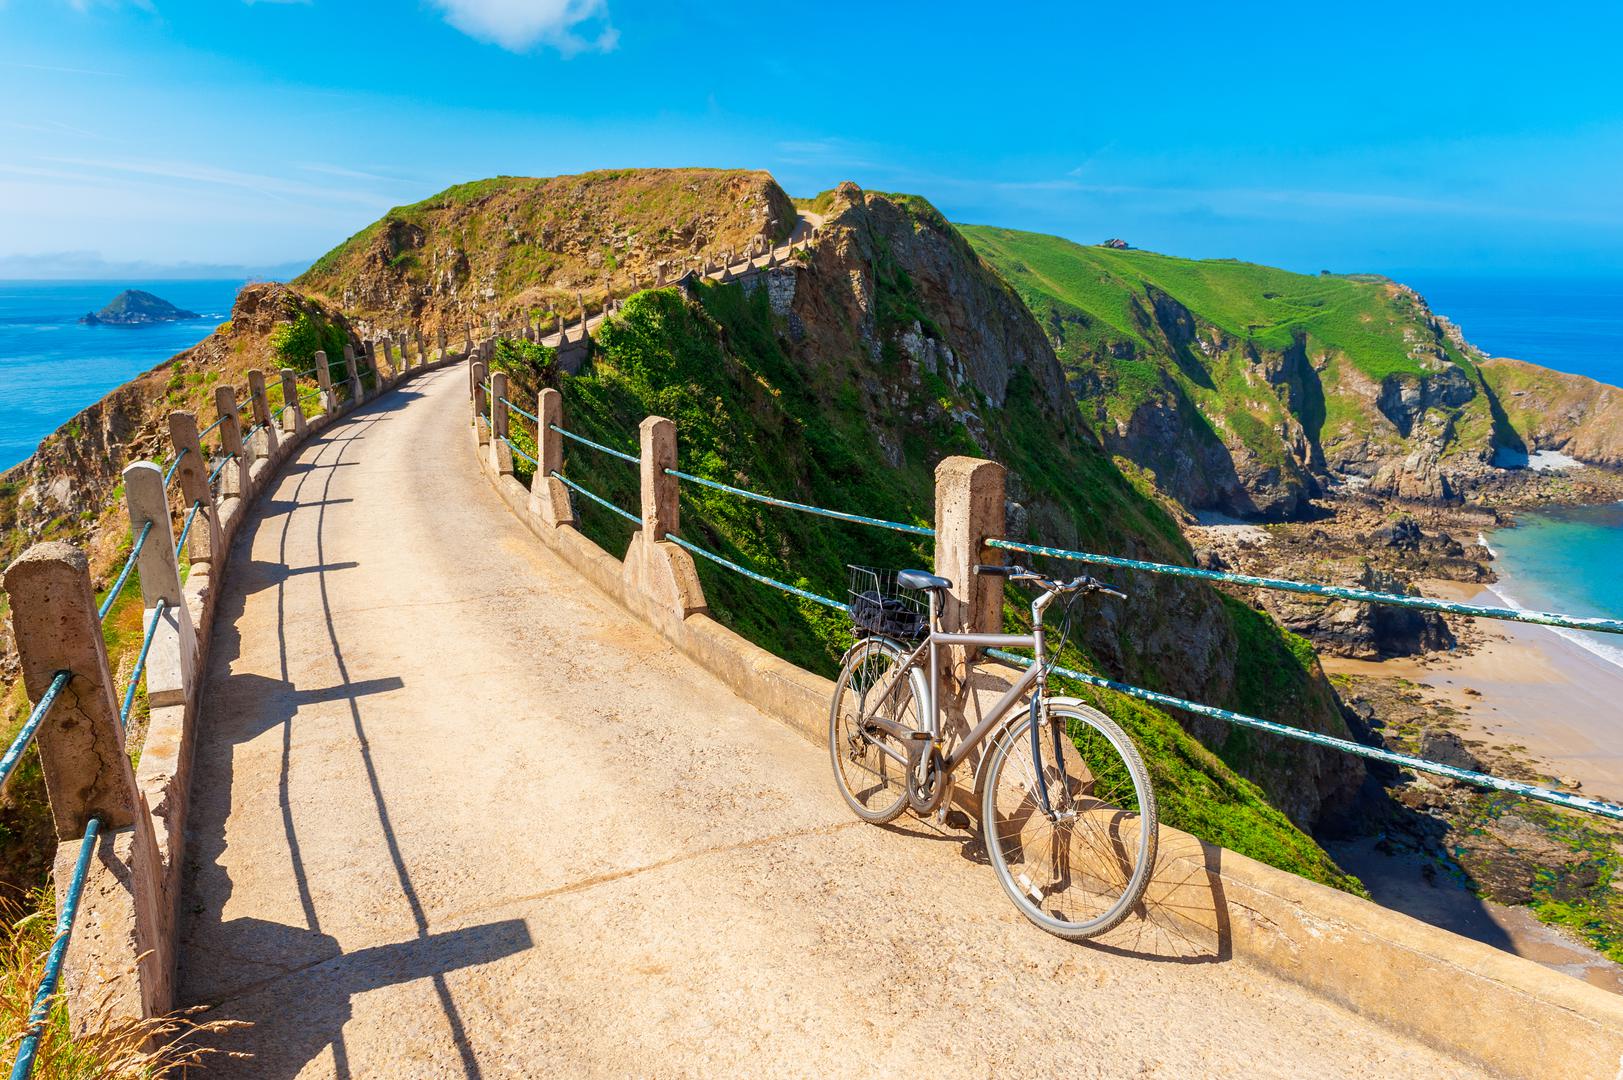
1322 578 1623 803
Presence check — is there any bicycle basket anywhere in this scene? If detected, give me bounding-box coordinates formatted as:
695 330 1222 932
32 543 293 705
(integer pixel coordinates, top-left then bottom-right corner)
847 565 929 641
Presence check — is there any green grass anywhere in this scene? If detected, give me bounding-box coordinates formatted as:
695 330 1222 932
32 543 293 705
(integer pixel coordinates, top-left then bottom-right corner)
502 278 1362 892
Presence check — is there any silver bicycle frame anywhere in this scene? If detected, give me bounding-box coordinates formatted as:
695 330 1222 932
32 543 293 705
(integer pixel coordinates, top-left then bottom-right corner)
925 585 1056 774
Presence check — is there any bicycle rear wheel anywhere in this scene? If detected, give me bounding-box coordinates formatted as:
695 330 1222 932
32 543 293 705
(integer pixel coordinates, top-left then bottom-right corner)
828 638 927 824
981 700 1157 940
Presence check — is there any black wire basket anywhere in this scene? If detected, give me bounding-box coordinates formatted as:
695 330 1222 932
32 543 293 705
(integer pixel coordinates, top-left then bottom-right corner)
847 565 930 641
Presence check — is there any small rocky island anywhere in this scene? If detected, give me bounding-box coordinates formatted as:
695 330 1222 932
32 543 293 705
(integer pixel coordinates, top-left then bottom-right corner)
80 289 199 326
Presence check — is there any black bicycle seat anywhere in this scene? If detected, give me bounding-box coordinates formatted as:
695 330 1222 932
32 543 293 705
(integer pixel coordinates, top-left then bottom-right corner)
896 569 951 592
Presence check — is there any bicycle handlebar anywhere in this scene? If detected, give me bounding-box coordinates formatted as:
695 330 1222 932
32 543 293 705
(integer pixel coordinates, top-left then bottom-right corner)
974 563 1126 600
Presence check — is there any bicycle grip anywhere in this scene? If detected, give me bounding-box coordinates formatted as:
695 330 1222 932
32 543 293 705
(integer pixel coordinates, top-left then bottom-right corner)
973 564 1015 576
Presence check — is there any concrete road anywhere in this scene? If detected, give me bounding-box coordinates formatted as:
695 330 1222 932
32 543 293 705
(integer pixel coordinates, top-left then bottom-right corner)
179 365 1488 1077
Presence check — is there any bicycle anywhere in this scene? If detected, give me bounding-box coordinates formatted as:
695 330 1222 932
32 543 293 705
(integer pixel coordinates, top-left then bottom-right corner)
830 563 1158 940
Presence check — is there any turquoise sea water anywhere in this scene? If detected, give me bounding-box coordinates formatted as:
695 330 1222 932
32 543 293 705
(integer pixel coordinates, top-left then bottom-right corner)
1483 503 1623 671
0 280 242 473
1399 274 1623 660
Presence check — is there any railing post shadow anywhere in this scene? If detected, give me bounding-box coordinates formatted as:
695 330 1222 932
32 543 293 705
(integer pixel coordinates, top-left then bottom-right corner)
528 388 575 528
168 411 222 566
490 370 513 476
121 461 198 709
621 415 706 635
2 543 172 1026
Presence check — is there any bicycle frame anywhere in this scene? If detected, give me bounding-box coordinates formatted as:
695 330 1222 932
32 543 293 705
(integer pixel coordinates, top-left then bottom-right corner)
861 584 1065 809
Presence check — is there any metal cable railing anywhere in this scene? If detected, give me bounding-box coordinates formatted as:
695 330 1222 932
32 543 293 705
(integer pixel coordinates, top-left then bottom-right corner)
175 500 204 556
97 520 153 620
10 816 102 1078
501 437 538 468
162 447 188 488
0 671 70 790
664 468 934 537
662 532 848 611
207 454 234 486
989 537 1623 637
987 649 1623 821
118 598 167 729
549 424 638 465
199 414 227 440
550 471 640 525
502 398 539 424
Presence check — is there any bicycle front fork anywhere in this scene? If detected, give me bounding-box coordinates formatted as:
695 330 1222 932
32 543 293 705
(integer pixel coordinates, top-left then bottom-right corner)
1028 696 1070 822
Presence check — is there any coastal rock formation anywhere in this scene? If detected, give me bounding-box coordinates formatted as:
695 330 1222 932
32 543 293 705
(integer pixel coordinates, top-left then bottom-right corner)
80 289 199 326
1480 357 1623 466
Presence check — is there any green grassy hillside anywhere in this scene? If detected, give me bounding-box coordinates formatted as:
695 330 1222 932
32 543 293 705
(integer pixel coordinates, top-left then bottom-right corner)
962 227 1499 516
490 278 1362 894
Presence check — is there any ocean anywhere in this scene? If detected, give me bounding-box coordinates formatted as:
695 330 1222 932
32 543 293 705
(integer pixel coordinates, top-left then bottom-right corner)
0 280 242 474
1402 273 1623 665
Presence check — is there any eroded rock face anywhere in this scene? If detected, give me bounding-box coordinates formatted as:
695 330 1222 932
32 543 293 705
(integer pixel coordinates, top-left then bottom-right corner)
778 183 1365 829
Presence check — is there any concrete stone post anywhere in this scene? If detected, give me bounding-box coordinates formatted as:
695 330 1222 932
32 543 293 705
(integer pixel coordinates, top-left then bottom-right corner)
416 330 427 369
383 340 398 380
278 368 307 437
121 461 197 707
437 326 447 361
576 292 586 328
213 385 247 499
2 542 171 1024
167 411 222 565
343 344 363 402
933 455 1007 663
639 416 678 538
463 327 474 357
490 370 513 476
315 349 337 416
526 386 573 525
768 246 777 268
471 361 488 440
246 369 280 463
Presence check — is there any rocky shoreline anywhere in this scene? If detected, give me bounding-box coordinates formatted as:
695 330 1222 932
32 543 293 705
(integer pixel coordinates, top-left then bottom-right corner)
1183 465 1623 983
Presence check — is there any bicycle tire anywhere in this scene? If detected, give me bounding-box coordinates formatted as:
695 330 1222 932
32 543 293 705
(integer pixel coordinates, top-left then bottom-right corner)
980 699 1158 940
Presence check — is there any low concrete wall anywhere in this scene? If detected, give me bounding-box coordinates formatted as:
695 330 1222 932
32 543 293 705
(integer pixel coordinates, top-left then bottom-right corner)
471 395 1623 1080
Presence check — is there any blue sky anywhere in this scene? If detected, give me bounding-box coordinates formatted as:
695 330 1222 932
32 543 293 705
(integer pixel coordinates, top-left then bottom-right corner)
2 0 1621 279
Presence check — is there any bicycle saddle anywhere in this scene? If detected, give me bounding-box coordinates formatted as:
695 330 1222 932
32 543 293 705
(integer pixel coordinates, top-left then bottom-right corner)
896 569 951 592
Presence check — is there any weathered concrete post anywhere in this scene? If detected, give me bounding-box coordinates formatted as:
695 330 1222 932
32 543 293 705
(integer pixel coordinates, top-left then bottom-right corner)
437 326 447 362
2 543 171 1024
471 361 489 445
344 344 363 402
246 369 280 464
640 417 678 539
576 292 586 328
528 388 574 527
415 329 428 369
621 416 704 635
167 411 222 565
121 461 197 707
489 370 513 476
933 456 1007 769
463 326 474 358
314 349 337 416
213 385 247 500
767 246 778 268
278 368 307 437
934 456 1006 651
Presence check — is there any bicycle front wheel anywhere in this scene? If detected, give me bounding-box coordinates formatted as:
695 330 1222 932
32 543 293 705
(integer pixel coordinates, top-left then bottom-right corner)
981 700 1158 940
828 638 927 824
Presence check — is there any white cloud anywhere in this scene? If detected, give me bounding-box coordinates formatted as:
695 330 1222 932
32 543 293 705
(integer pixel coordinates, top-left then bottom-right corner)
429 0 617 54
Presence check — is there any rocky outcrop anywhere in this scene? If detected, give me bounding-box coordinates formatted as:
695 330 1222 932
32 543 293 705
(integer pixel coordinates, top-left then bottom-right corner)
1480 357 1623 467
80 289 199 326
296 168 797 343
